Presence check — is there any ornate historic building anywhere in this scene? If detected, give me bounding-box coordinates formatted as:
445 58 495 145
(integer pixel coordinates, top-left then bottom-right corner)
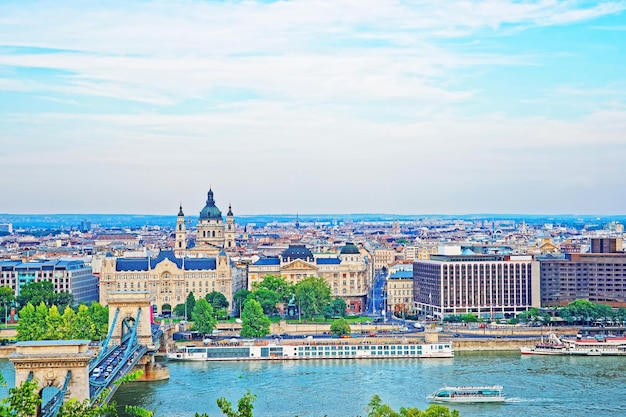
99 250 242 315
248 243 371 313
174 188 236 257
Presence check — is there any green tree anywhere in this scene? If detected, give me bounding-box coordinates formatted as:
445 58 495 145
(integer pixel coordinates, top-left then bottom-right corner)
459 313 478 323
0 286 14 321
240 299 270 338
247 289 280 316
61 306 77 337
16 281 72 309
595 304 614 320
330 317 351 336
294 276 332 320
88 303 109 341
366 395 460 417
253 275 293 303
422 404 460 417
557 306 574 324
16 303 37 341
185 292 196 321
214 390 256 417
52 292 74 311
205 291 229 310
567 300 596 322
33 302 50 340
1 379 41 417
331 298 347 317
191 299 217 336
233 289 251 316
173 303 186 318
71 304 96 340
367 394 401 417
45 305 64 340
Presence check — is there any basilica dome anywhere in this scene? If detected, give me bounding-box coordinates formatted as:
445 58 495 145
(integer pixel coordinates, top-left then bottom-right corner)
199 189 222 220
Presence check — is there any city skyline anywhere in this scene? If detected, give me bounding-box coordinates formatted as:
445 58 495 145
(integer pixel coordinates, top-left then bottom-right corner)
1 1 625 215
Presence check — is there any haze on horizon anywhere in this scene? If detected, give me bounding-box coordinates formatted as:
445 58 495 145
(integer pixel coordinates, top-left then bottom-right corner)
1 1 625 216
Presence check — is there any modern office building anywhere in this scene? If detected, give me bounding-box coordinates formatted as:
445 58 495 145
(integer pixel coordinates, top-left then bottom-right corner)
0 259 98 303
248 243 371 313
99 250 241 314
538 252 626 307
590 238 622 254
413 252 539 320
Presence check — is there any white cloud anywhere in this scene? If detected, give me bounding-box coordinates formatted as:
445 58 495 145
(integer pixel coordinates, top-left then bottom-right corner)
0 0 623 105
1 1 625 214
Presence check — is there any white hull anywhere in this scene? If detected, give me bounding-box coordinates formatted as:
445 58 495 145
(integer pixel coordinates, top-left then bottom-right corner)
428 397 506 404
167 342 454 362
520 332 626 356
428 385 505 404
520 347 567 356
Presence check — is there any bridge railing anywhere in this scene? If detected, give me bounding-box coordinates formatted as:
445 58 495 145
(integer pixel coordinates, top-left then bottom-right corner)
91 344 148 406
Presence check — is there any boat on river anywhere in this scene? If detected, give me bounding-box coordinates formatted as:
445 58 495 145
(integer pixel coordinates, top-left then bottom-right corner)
427 385 505 403
167 340 453 361
520 333 626 356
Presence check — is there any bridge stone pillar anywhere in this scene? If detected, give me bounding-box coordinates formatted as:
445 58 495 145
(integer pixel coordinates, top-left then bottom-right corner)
10 340 95 401
106 291 154 348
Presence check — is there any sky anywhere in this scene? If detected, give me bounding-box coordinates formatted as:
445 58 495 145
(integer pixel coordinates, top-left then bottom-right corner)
1 0 625 216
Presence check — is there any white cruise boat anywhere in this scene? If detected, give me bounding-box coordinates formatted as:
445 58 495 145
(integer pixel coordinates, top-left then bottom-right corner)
428 385 505 403
521 333 626 356
167 340 453 361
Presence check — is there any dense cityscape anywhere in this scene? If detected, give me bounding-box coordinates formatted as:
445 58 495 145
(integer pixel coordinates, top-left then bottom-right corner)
2 188 626 324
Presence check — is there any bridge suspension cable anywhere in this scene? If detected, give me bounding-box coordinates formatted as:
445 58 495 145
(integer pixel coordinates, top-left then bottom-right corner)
96 307 120 364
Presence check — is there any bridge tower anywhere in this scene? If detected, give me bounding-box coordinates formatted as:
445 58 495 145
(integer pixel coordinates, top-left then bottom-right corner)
106 291 155 349
10 340 95 402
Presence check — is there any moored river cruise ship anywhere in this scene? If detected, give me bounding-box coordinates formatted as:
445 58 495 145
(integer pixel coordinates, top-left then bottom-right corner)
167 341 453 361
520 333 626 356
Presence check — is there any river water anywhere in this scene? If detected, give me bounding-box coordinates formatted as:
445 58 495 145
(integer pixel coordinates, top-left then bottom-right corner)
3 352 626 417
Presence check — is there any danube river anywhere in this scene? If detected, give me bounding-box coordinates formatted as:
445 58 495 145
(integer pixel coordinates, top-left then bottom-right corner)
3 352 626 416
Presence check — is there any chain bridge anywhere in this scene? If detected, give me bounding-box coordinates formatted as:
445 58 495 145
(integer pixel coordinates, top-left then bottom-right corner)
9 291 168 417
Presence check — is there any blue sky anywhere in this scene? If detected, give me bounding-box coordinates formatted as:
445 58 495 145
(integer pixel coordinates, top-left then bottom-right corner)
1 0 625 215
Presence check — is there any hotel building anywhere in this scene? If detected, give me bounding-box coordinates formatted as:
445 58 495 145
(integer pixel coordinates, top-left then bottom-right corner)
413 251 539 321
0 259 98 303
99 250 242 314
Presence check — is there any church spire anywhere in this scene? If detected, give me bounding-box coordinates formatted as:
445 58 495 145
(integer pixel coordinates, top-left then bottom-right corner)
178 203 184 217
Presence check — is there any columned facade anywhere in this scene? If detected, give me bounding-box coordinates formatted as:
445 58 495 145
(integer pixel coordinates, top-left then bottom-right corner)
414 254 539 320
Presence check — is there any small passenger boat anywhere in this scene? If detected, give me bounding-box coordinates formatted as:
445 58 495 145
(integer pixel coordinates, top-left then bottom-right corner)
428 385 505 403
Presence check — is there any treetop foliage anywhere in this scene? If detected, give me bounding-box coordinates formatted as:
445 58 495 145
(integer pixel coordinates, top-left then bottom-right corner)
17 302 108 341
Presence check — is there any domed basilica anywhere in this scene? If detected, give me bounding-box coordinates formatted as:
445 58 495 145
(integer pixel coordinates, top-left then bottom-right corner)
175 188 235 257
